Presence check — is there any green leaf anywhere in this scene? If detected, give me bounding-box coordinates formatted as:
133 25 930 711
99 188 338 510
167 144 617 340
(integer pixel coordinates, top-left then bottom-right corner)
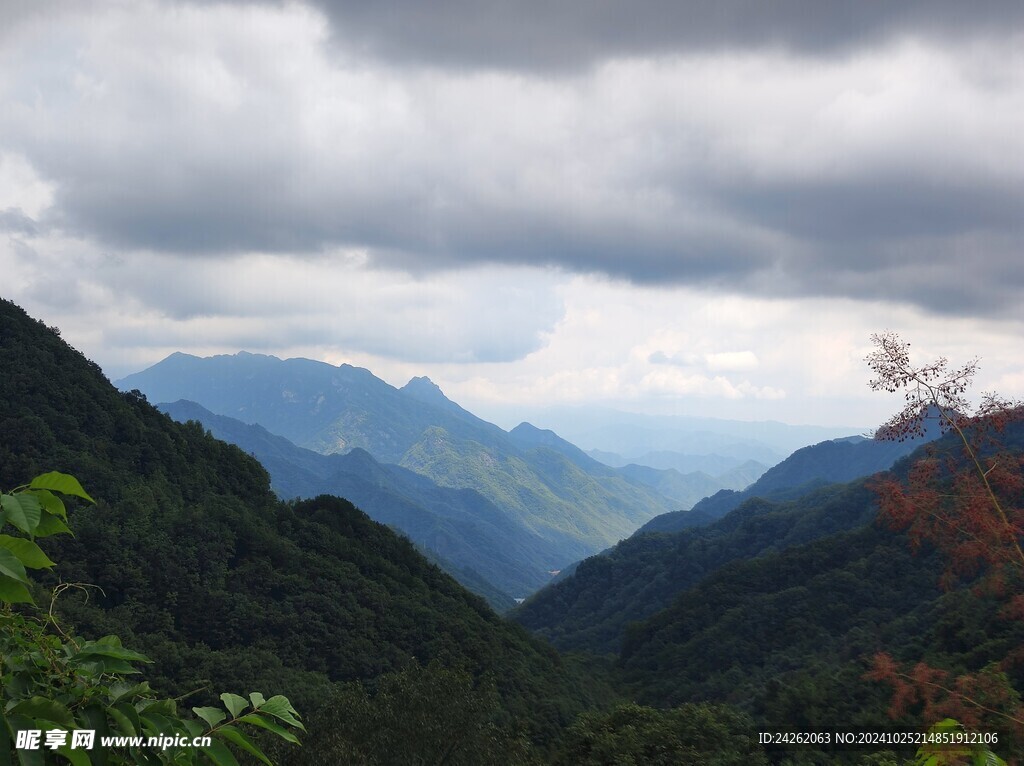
28 472 95 504
79 705 111 766
32 513 72 538
107 704 138 737
0 575 33 604
237 714 300 744
248 692 266 709
0 494 41 535
220 693 249 719
139 712 175 738
78 635 151 662
137 698 175 717
0 536 55 569
30 489 67 521
55 745 92 766
216 725 273 766
200 738 241 766
9 697 77 729
109 681 152 705
193 706 227 729
0 548 30 585
7 713 44 766
257 695 304 731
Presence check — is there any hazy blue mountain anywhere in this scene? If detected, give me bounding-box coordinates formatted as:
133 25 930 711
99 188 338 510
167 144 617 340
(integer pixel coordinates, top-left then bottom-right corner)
492 404 859 461
588 448 769 478
614 464 726 510
639 428 941 534
713 459 768 489
119 353 679 567
118 352 507 461
398 425 675 561
159 399 562 604
514 418 958 655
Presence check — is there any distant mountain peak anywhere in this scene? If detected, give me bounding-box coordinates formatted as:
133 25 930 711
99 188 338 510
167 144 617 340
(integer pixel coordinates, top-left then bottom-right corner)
403 375 446 397
400 376 462 412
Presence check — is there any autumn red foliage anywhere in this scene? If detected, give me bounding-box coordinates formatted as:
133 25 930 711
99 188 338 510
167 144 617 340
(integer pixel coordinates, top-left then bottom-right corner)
863 332 1024 750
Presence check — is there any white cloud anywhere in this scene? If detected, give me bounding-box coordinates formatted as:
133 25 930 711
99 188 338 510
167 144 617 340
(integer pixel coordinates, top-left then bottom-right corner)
0 1 1022 430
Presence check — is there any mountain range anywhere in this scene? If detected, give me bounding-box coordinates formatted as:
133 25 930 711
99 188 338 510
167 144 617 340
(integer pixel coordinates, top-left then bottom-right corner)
7 295 1023 762
0 298 607 760
118 351 785 600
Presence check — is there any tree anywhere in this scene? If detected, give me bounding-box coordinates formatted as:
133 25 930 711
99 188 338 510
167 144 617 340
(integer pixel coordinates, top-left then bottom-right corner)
864 332 1024 760
1 472 304 765
550 702 768 766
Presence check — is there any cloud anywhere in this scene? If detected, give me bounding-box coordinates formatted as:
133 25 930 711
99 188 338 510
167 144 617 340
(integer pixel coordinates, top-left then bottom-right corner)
295 0 1024 71
0 228 564 374
3 4 1021 320
1 4 1022 319
649 349 759 372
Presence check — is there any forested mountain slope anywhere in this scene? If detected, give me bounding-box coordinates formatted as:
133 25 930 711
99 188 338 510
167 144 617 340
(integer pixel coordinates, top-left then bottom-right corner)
616 522 1024 753
0 298 604 750
635 427 939 534
119 352 679 564
513 481 878 653
159 399 556 603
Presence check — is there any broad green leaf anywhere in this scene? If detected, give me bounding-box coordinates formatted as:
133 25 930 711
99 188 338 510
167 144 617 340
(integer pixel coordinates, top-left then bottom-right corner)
9 697 77 729
114 702 142 736
0 575 33 604
7 713 44 766
28 472 95 504
257 696 304 730
220 693 249 719
0 548 30 585
32 513 72 538
109 681 152 704
79 705 111 766
216 725 273 765
0 536 55 569
237 714 300 744
193 706 227 729
200 739 241 766
55 745 92 766
0 494 41 535
137 698 175 717
248 692 266 709
139 712 175 738
30 489 67 521
76 657 140 675
78 635 150 662
106 704 138 737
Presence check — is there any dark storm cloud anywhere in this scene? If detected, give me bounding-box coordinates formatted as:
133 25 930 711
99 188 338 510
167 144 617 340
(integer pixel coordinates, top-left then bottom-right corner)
302 0 1024 70
4 0 1023 324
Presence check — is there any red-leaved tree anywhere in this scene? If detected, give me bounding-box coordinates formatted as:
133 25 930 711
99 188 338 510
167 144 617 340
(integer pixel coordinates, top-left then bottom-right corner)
862 332 1024 748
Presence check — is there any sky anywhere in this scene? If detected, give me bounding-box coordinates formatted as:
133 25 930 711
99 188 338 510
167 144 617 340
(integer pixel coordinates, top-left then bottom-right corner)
1 0 1022 429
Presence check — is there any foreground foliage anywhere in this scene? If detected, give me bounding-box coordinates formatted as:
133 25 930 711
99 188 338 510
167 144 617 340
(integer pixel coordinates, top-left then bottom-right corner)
1 473 304 764
865 332 1024 762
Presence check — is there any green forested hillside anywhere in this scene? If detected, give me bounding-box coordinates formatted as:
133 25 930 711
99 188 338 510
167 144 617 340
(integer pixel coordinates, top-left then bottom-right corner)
159 399 556 603
513 481 878 653
617 523 1024 756
401 426 675 562
0 298 606 756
